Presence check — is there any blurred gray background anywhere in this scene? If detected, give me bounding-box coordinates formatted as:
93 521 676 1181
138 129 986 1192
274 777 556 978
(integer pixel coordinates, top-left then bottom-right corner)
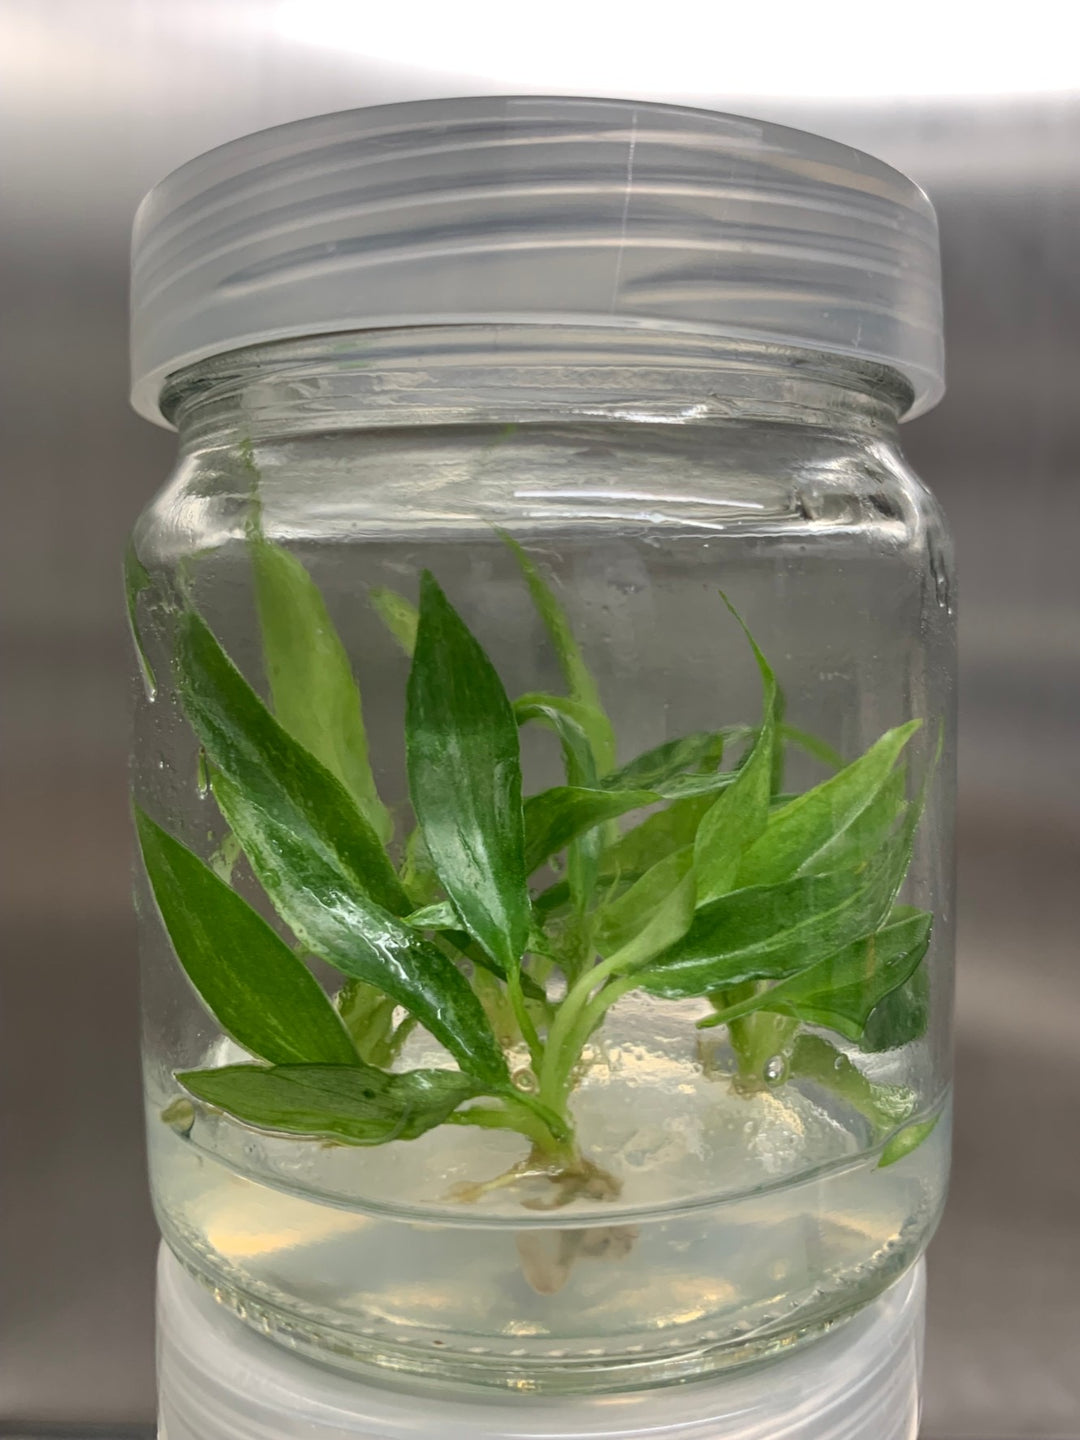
1 3 1078 1435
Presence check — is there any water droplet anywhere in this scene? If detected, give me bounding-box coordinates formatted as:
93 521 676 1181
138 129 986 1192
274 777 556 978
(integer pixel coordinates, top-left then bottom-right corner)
511 1067 538 1093
763 1054 786 1084
195 748 210 798
834 1055 845 1071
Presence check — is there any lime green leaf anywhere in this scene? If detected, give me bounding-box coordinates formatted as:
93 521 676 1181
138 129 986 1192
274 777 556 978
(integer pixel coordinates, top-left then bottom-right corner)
124 539 157 697
253 538 392 843
595 847 694 959
524 786 657 874
737 721 920 888
502 533 616 772
699 907 933 1040
790 1034 916 1132
335 980 398 1067
176 610 407 916
178 1062 482 1145
598 794 716 880
780 724 845 772
595 847 697 974
407 572 531 974
805 765 908 876
879 1116 940 1167
639 813 917 998
135 808 358 1068
694 604 778 904
370 586 419 657
399 826 440 907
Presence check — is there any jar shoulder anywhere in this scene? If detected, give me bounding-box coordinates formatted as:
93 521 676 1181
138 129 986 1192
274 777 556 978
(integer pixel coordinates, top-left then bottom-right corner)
131 421 951 565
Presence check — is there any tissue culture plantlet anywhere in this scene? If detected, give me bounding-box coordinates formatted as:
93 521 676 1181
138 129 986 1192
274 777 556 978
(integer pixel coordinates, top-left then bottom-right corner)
131 521 938 1229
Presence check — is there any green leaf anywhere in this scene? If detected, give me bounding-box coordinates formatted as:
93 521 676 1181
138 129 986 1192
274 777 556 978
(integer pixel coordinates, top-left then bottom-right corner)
253 537 392 844
124 538 157 697
502 533 616 772
174 612 505 1084
699 906 933 1041
514 693 598 788
399 827 441 907
212 768 509 1086
879 1116 940 1167
789 1034 916 1133
736 722 920 888
134 808 358 1068
370 586 419 657
524 786 657 874
401 902 548 1004
176 609 407 917
406 572 531 973
598 794 716 879
694 604 778 903
515 693 605 912
178 1062 481 1145
806 765 908 876
336 980 399 1067
601 730 739 793
861 959 930 1051
779 724 845 772
639 814 917 998
595 847 697 969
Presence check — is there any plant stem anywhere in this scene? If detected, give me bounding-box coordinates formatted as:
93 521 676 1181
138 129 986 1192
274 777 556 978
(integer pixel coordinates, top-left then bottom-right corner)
538 950 626 1107
449 1100 565 1155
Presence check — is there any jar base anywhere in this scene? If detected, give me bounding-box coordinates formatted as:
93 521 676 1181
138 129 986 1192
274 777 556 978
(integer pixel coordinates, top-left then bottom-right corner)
158 1214 925 1395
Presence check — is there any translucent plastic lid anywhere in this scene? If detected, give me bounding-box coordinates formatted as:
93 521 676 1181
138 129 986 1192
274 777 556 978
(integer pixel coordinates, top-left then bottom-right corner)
156 1247 925 1440
130 96 944 426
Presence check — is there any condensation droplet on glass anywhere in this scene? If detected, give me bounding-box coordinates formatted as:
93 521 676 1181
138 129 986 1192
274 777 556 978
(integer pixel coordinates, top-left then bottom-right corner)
511 1067 538 1094
195 748 210 798
763 1054 785 1084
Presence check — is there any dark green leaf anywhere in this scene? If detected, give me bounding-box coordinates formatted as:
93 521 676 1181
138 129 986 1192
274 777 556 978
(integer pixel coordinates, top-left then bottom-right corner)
124 538 157 696
861 958 930 1051
736 721 920 888
135 808 358 1067
211 768 509 1086
694 605 778 903
524 786 657 874
253 538 391 843
639 813 917 998
699 907 933 1041
178 1062 481 1145
370 586 419 657
502 533 616 771
406 572 530 973
176 609 407 916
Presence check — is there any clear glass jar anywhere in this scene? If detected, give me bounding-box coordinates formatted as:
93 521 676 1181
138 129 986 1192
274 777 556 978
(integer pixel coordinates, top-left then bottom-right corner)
128 100 954 1392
